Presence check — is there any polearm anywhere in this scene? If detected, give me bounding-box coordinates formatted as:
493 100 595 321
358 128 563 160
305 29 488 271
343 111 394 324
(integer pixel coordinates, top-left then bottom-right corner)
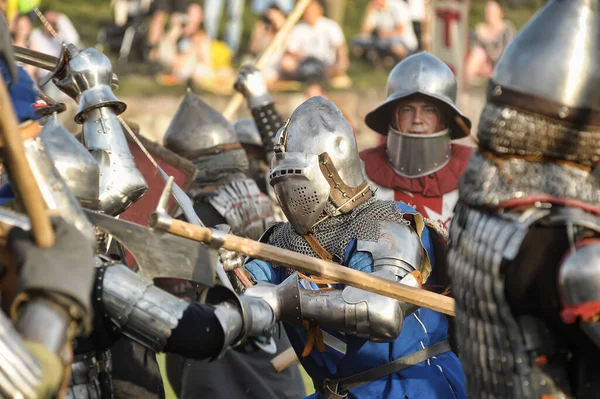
150 207 456 317
221 0 313 120
13 44 58 71
0 69 54 248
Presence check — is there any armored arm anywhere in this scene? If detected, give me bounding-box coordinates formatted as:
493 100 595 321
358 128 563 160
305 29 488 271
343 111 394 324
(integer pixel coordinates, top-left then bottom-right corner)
244 222 426 342
234 65 284 155
558 240 600 347
3 217 98 399
99 262 276 359
0 309 47 399
53 47 147 216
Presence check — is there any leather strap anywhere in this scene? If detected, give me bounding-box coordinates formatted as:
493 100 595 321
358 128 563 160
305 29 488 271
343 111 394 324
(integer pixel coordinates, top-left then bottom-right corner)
304 232 334 262
317 340 452 396
299 233 338 356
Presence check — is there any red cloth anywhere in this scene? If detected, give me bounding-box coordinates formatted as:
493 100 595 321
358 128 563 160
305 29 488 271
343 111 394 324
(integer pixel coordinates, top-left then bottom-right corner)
360 144 473 196
360 144 473 227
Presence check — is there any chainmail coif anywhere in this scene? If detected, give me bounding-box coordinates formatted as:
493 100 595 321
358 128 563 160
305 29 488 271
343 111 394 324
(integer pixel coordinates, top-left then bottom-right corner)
268 198 409 262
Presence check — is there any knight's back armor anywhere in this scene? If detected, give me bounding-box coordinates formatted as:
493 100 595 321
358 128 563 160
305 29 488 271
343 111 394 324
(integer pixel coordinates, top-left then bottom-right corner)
449 203 600 398
448 1 600 397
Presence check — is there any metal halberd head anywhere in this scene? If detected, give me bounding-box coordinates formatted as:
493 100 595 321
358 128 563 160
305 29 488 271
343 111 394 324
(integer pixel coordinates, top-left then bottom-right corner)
84 206 216 286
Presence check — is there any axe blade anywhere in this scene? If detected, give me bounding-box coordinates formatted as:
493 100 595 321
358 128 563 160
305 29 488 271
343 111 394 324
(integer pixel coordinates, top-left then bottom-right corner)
84 209 215 286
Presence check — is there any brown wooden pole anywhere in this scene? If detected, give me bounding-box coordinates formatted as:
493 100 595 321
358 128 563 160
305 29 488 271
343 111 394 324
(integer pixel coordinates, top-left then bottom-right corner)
0 74 54 248
222 0 313 121
165 219 456 316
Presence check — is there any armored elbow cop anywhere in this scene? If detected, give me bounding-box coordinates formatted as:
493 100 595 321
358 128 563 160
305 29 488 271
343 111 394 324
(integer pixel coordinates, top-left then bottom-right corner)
53 47 147 216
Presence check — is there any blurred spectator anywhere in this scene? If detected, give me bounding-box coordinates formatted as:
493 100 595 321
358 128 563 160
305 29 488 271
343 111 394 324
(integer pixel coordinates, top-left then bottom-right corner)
248 3 286 84
465 0 515 85
323 0 346 24
146 0 189 63
157 3 212 84
28 11 80 79
407 0 425 50
351 0 417 68
203 0 244 55
251 0 293 14
279 0 349 94
8 0 40 48
27 11 80 102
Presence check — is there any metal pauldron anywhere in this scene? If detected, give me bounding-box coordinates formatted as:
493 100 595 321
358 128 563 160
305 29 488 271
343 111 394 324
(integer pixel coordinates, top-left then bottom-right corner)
356 221 425 280
207 178 275 241
23 134 96 246
100 263 189 352
0 311 43 399
40 114 101 210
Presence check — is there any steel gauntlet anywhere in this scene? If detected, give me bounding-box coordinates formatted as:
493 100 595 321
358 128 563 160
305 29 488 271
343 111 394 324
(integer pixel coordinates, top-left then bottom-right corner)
234 65 274 109
54 47 147 216
244 272 420 342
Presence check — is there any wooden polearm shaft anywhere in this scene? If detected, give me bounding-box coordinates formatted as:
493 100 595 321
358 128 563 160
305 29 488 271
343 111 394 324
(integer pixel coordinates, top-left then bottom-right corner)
0 74 54 248
153 217 456 316
222 0 313 120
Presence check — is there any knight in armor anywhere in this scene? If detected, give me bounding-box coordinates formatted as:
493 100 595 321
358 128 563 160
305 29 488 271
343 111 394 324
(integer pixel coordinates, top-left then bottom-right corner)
233 96 466 398
10 42 286 399
447 1 600 397
162 91 306 399
0 25 96 396
360 52 473 231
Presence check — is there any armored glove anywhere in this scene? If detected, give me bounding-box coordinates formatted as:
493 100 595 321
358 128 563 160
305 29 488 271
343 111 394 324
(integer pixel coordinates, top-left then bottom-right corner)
53 47 125 123
9 217 96 335
234 65 274 109
219 248 244 272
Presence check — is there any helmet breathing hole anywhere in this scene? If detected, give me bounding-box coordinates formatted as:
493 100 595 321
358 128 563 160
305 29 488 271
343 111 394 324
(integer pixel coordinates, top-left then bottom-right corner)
289 186 320 216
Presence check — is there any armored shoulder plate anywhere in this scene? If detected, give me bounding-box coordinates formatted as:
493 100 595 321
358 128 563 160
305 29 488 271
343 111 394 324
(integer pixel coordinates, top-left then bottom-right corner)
257 223 278 244
208 178 275 241
357 221 426 279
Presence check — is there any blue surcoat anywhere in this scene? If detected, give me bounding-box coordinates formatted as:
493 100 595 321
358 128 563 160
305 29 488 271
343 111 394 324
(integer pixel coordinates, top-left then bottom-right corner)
245 202 466 399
